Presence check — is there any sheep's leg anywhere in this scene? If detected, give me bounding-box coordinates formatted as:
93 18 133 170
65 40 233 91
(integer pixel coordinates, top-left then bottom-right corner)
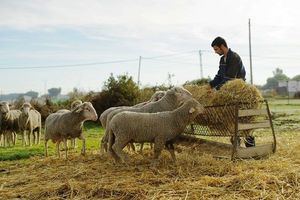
56 141 61 158
71 138 76 149
22 130 25 146
153 139 164 160
112 138 130 163
99 131 109 154
165 142 176 163
32 130 36 145
107 130 121 162
45 140 49 157
3 132 6 147
130 143 135 152
13 132 17 145
103 131 109 152
139 143 144 154
27 131 31 146
63 138 68 159
37 127 41 145
150 143 153 149
80 135 86 156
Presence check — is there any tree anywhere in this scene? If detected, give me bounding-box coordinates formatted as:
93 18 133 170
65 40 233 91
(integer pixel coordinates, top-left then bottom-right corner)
92 74 140 116
184 77 211 86
262 68 289 89
24 91 39 99
292 75 300 81
48 87 61 97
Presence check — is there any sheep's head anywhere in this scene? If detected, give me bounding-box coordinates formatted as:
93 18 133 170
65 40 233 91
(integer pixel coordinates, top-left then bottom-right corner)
185 98 205 118
170 86 193 105
150 91 166 102
20 103 32 116
0 101 10 114
73 102 98 121
70 100 83 110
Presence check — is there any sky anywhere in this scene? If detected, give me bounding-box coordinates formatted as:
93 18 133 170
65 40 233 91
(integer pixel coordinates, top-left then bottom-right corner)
0 0 299 95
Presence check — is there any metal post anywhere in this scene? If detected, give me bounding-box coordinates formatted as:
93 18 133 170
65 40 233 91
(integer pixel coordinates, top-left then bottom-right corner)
138 56 142 85
199 50 203 79
248 18 253 85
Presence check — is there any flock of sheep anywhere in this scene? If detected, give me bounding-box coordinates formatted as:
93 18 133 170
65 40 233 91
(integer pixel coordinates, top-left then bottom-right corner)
0 86 204 163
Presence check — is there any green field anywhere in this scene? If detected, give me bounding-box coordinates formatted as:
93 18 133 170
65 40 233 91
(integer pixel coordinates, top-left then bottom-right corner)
0 122 104 161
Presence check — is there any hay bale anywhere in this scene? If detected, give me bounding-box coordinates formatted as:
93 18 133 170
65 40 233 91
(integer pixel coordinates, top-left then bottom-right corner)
184 85 216 106
186 80 263 135
211 79 263 108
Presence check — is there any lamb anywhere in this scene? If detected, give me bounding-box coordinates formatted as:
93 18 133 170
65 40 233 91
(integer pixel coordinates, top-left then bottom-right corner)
18 102 42 146
100 87 192 152
0 101 21 147
44 102 98 158
107 98 204 163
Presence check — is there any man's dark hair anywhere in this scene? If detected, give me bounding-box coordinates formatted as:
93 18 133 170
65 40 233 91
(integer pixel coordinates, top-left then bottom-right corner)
211 37 227 48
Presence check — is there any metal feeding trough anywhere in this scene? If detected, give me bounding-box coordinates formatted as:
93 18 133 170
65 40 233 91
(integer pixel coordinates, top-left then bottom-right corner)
184 100 276 160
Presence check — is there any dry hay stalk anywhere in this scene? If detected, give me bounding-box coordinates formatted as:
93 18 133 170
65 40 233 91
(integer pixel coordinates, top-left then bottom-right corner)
185 80 263 135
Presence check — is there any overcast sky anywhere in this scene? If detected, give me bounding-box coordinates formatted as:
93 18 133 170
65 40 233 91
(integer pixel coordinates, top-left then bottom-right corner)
0 0 299 95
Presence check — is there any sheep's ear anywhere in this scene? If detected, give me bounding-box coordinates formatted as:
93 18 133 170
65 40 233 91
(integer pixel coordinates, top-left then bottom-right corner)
74 106 83 113
189 107 196 113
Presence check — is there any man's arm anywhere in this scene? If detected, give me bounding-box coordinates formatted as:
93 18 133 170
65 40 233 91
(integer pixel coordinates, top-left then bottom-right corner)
209 67 223 88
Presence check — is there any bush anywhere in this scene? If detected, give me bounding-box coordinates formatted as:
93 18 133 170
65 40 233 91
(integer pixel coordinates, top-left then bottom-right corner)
294 91 300 99
91 74 139 116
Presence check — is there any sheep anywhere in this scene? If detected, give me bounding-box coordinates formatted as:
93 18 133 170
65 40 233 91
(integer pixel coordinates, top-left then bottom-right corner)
0 101 21 147
44 102 98 158
99 90 166 153
100 87 192 153
107 98 204 163
56 100 83 149
100 91 166 129
18 103 42 146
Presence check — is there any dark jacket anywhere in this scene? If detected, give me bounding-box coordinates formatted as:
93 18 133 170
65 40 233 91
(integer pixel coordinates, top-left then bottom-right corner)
209 49 246 90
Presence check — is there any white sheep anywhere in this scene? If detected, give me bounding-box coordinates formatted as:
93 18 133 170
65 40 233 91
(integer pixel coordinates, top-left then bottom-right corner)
56 100 83 150
99 90 166 153
107 98 204 163
44 102 98 158
100 87 192 153
18 102 42 146
0 101 21 147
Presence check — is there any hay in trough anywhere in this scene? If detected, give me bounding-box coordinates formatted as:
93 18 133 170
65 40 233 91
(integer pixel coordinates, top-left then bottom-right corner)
185 80 264 134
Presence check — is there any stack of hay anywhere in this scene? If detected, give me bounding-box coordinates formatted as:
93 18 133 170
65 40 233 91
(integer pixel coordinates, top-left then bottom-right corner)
184 79 264 134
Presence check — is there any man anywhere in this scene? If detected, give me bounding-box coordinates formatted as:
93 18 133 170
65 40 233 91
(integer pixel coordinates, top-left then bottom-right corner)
209 36 255 147
209 36 246 89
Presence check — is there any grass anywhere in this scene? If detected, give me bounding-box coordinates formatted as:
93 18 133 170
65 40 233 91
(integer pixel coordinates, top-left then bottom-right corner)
0 122 104 161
